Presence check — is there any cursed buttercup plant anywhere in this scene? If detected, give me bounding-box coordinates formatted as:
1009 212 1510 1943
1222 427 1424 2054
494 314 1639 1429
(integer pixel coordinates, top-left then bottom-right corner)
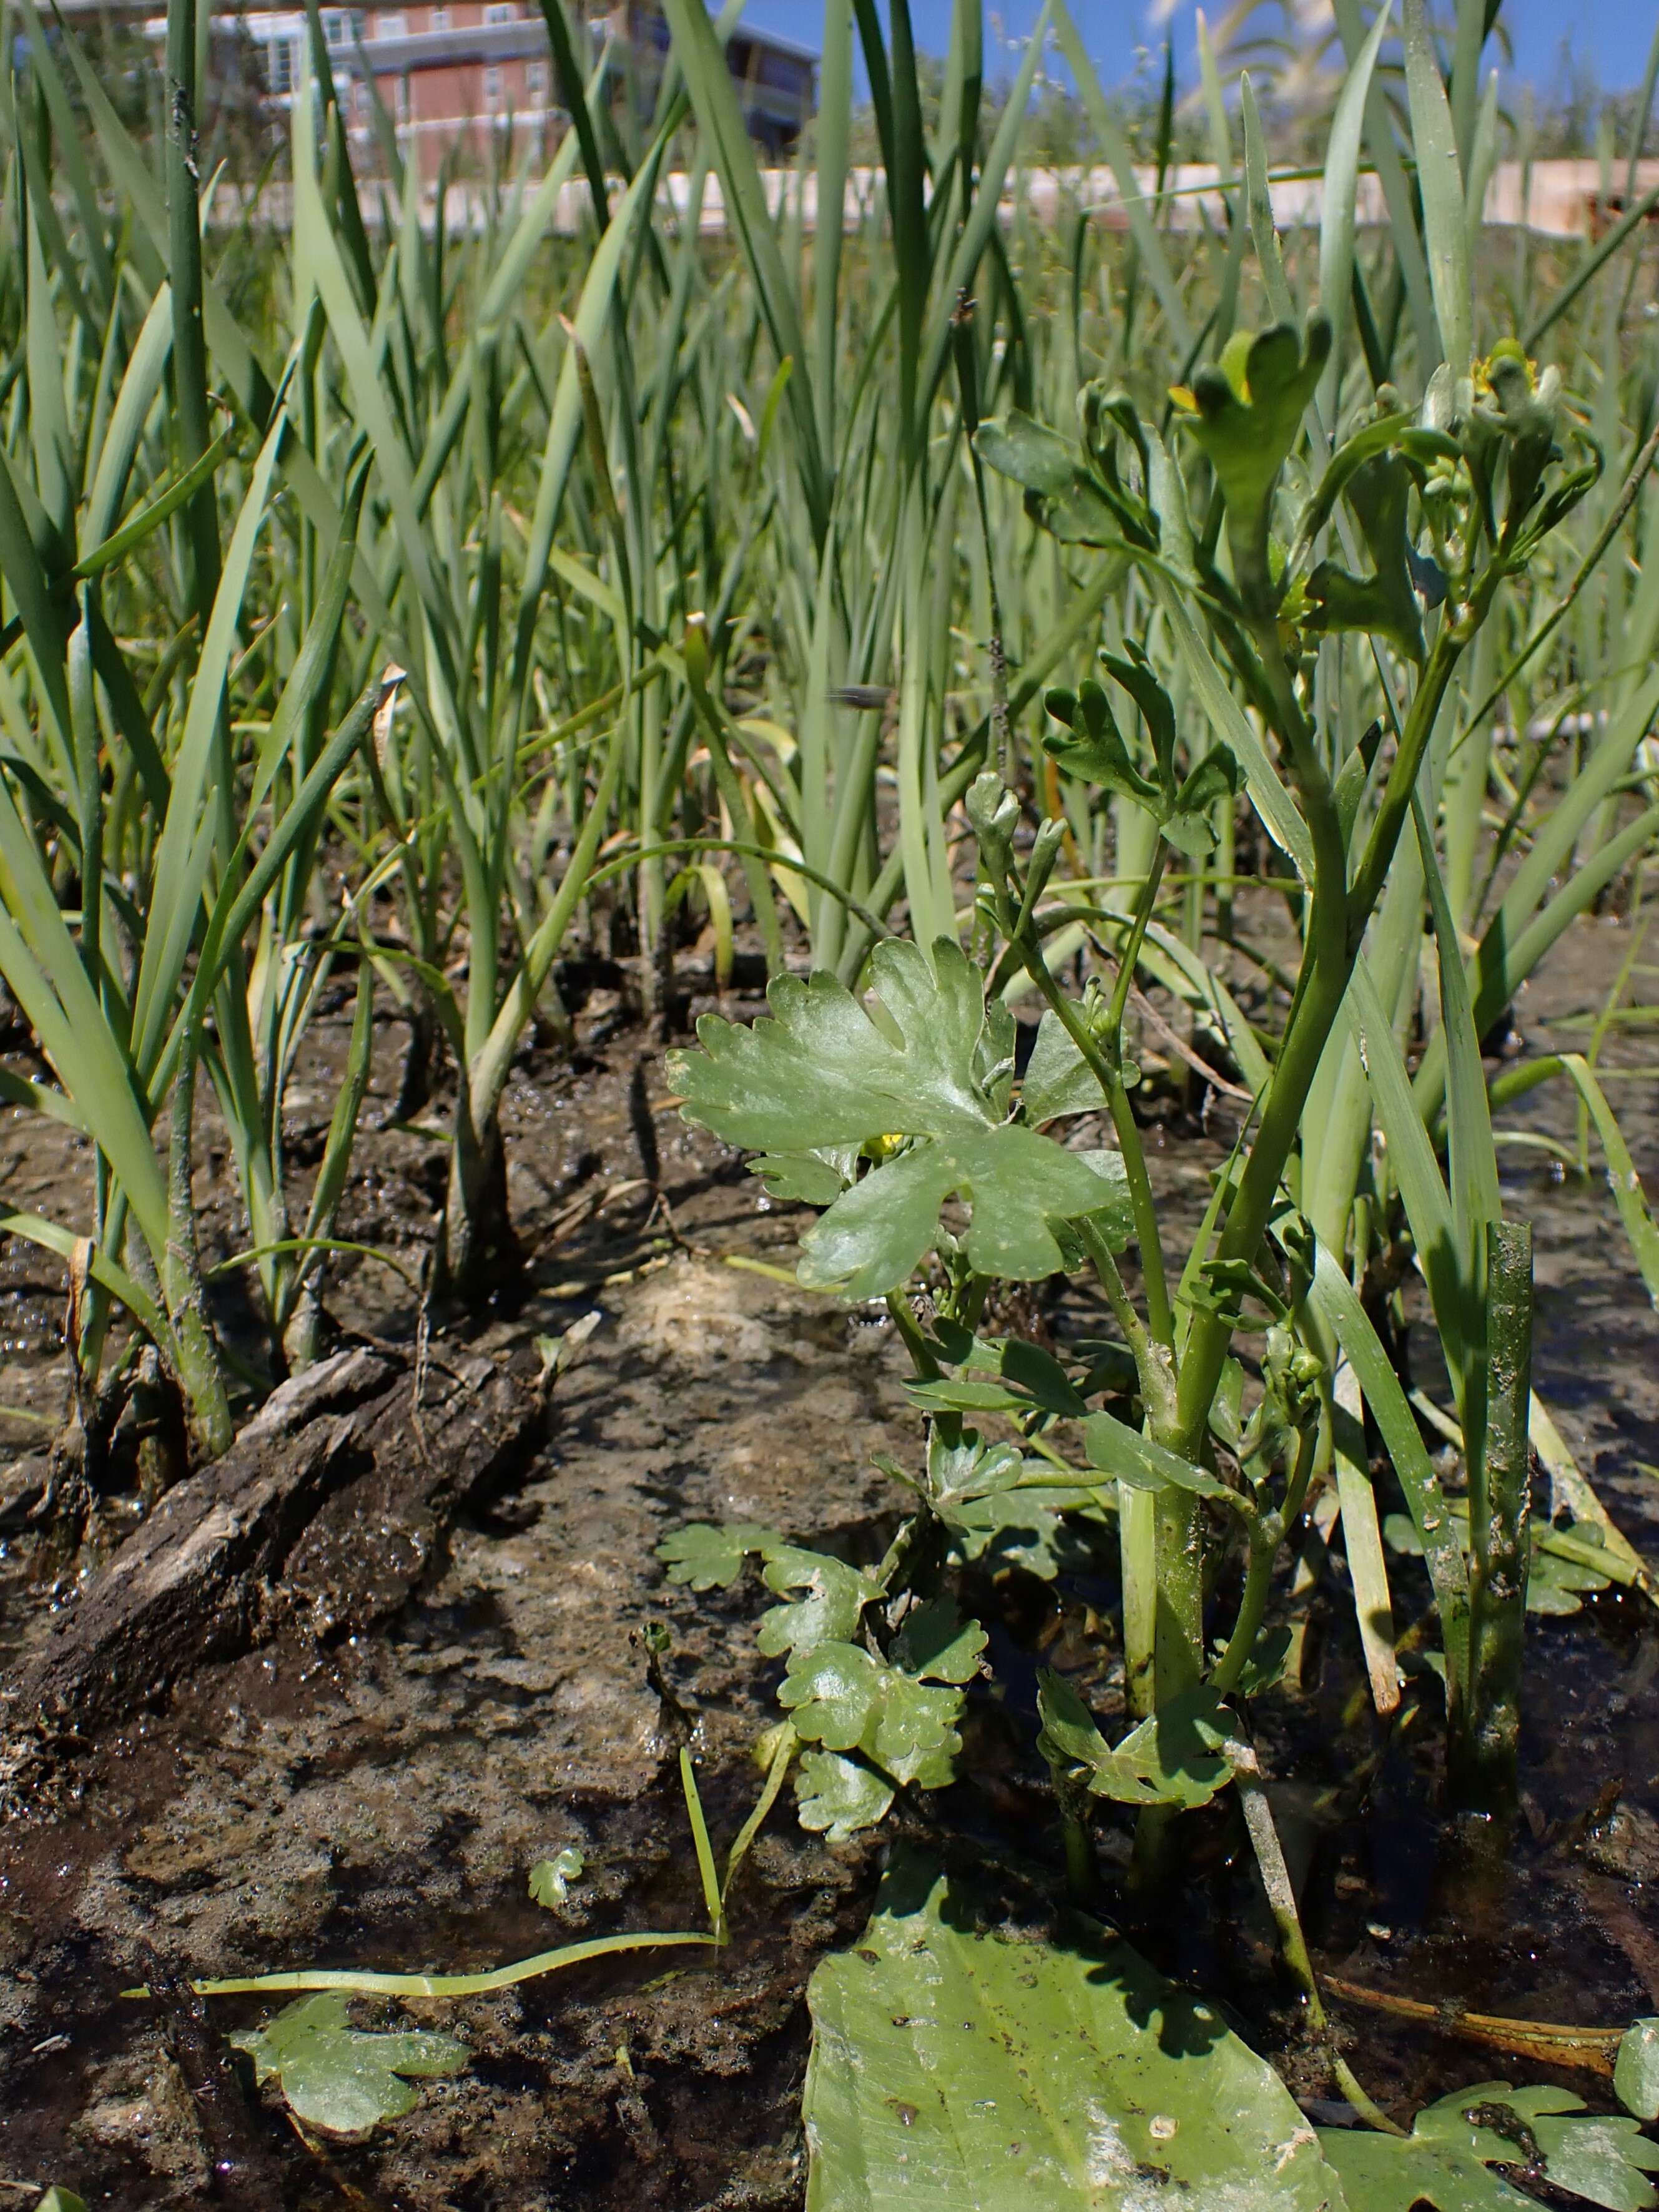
659 311 1601 2133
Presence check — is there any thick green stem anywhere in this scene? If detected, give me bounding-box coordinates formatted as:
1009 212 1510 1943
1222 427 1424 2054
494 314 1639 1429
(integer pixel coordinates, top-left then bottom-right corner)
1171 627 1464 1472
162 1029 233 1460
1453 1219 1534 1811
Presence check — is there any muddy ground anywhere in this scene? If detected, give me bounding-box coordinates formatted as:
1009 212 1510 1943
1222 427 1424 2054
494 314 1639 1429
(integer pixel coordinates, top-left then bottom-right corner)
1 918 1658 2208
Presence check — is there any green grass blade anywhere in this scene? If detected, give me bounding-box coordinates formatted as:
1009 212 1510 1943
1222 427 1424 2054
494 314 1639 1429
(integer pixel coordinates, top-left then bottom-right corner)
1554 1053 1659 1307
0 1204 167 1347
1291 1221 1469 1689
1050 0 1193 356
660 0 826 538
130 395 290 1085
131 1930 718 2002
1401 0 1472 376
1319 0 1394 416
1241 76 1294 327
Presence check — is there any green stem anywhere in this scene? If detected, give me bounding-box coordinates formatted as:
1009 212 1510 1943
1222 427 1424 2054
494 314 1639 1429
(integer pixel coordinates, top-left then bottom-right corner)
1010 905 1173 1348
1453 1219 1534 1811
885 1290 940 1380
162 1026 232 1460
1210 1426 1317 1697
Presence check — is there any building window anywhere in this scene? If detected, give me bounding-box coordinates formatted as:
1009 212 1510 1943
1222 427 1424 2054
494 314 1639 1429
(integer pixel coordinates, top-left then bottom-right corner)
527 56 545 94
395 72 411 122
429 4 448 24
483 3 517 20
484 61 503 106
376 11 406 36
266 34 298 93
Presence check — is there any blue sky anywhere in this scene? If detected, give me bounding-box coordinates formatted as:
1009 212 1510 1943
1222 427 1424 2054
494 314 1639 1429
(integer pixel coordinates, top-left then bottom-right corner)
735 2 1659 96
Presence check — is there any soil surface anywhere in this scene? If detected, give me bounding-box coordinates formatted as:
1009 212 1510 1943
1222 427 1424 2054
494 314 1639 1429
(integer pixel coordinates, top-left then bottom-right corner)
1 919 1658 2208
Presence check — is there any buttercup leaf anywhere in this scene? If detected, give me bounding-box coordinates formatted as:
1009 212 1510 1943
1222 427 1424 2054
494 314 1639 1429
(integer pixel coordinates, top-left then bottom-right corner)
657 1521 784 1591
751 1149 855 1206
232 1993 468 2138
921 1425 1025 1516
1038 1673 1234 1809
1174 316 1332 602
889 1599 988 1684
952 1484 1091 1580
795 1748 895 1842
975 414 1127 544
779 1642 964 1787
1304 452 1427 664
1617 2021 1659 2121
1322 2082 1659 2211
1042 680 1161 806
667 938 1113 1295
757 1547 879 1659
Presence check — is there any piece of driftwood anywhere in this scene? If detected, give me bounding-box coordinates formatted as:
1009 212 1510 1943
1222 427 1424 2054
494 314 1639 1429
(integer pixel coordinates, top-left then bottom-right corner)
7 1342 536 1740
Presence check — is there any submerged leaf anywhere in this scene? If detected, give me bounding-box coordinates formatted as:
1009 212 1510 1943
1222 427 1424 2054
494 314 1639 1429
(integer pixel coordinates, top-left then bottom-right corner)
804 1854 1344 2210
667 938 1113 1295
232 1994 468 2138
952 1483 1096 1581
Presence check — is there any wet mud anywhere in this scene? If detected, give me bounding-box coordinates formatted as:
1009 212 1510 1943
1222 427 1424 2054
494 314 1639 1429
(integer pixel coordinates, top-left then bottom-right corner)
1 919 1657 2206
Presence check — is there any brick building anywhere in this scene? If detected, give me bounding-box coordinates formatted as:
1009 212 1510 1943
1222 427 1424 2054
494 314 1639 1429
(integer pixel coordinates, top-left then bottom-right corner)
154 2 816 180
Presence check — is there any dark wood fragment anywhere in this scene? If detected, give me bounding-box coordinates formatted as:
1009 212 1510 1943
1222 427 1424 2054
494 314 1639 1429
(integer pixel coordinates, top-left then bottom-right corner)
6 1343 537 1739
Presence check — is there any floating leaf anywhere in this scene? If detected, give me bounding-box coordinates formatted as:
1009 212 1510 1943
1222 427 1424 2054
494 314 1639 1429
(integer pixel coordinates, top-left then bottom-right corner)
1037 1670 1235 1810
666 938 1114 1296
657 1521 785 1591
35 2194 89 2212
1321 2082 1659 2212
528 1847 585 1909
795 1748 894 1842
757 1547 880 1660
779 1643 964 1788
804 1853 1344 2210
231 1994 468 2138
